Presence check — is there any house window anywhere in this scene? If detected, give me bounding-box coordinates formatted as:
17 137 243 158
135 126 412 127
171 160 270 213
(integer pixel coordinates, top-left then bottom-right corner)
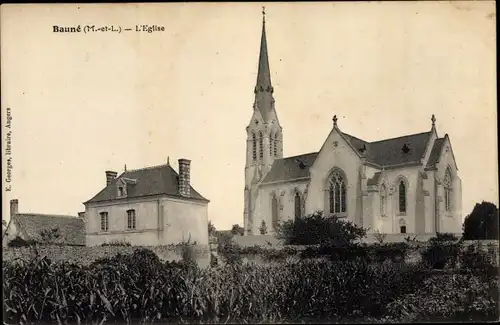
398 180 407 213
328 170 347 214
271 194 278 230
259 131 264 160
294 191 301 219
118 186 124 197
444 168 452 212
127 209 136 230
380 184 387 216
100 212 108 231
252 132 257 161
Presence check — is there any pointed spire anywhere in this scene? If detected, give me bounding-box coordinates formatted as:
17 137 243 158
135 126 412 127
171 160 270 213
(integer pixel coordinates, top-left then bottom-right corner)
333 115 338 128
255 6 272 92
431 114 436 128
167 156 170 166
124 164 127 172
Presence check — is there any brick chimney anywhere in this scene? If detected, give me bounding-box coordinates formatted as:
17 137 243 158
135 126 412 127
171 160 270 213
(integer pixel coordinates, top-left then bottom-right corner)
10 199 18 217
178 158 191 197
105 171 118 186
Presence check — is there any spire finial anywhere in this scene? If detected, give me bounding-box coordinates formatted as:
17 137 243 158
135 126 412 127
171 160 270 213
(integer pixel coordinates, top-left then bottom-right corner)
431 114 436 128
124 164 127 172
262 6 266 23
333 115 338 127
167 156 170 166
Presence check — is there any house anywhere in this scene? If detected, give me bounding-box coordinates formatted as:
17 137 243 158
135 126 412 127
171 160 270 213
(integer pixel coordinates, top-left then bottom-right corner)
243 11 462 236
83 158 210 247
3 199 85 246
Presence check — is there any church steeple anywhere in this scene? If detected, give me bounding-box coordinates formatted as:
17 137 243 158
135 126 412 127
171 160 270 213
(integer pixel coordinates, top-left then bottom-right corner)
253 7 275 122
255 7 272 92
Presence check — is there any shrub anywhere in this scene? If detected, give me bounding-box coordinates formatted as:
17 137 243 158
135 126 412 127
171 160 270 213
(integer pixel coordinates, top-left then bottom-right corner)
460 244 497 278
277 211 367 246
421 233 462 269
7 236 36 247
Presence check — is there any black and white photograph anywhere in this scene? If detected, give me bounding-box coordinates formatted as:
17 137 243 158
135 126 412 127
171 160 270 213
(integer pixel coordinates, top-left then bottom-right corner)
1 2 498 324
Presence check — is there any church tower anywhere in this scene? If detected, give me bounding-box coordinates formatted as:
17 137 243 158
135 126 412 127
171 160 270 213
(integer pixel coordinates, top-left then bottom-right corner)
244 8 283 235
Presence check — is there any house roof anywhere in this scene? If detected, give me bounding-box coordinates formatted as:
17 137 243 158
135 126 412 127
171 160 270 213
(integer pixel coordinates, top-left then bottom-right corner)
85 164 209 204
12 213 85 246
426 138 445 168
261 130 433 184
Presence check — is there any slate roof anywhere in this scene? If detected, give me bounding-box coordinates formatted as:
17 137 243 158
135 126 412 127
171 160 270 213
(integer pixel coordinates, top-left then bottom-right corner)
262 152 319 183
12 213 85 246
261 130 433 184
85 164 209 204
425 138 445 169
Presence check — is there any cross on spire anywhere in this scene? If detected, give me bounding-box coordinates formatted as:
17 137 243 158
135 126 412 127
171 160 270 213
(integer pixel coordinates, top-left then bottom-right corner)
262 6 266 23
431 114 436 128
333 115 338 127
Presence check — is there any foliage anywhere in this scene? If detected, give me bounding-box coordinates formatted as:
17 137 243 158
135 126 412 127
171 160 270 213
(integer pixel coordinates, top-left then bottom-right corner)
386 273 499 322
7 236 36 247
101 240 131 246
259 220 268 235
39 227 65 245
421 233 462 269
277 211 367 246
373 230 387 244
459 244 497 277
3 250 436 324
404 235 418 244
208 220 216 237
463 201 499 240
230 224 244 236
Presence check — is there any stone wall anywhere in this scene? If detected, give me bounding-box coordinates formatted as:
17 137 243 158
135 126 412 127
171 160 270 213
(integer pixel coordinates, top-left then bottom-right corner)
2 244 211 268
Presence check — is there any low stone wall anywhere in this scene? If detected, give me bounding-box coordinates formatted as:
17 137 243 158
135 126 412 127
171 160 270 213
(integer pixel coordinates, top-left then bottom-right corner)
2 244 211 268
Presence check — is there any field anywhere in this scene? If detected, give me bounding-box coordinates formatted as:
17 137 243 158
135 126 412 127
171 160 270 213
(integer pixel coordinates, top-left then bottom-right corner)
3 241 499 324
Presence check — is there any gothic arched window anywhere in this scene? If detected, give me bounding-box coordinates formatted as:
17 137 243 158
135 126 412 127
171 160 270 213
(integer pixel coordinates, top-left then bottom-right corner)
398 180 407 213
328 170 347 214
294 191 301 219
259 131 264 160
444 168 452 212
380 184 387 216
269 133 273 156
271 194 278 230
252 132 257 161
273 132 278 156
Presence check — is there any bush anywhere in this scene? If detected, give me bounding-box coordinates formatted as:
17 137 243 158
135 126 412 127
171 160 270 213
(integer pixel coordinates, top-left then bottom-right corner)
7 236 36 247
277 211 367 246
421 233 462 269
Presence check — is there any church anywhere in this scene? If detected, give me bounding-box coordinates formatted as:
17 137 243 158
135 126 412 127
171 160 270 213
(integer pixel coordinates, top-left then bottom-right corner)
243 11 462 237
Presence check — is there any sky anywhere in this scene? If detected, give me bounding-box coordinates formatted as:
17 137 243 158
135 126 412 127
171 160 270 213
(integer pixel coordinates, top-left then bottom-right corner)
1 2 497 230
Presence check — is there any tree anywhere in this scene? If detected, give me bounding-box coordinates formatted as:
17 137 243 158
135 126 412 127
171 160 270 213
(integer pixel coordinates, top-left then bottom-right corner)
230 224 244 236
259 220 268 235
276 210 367 246
208 220 216 237
462 201 499 240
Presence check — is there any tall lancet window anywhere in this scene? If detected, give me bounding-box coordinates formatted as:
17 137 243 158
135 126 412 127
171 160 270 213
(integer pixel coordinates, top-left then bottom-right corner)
273 132 278 156
444 168 452 212
328 170 347 214
380 184 387 216
259 131 264 160
252 132 257 161
269 133 273 156
294 192 301 219
271 194 278 230
398 180 407 213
